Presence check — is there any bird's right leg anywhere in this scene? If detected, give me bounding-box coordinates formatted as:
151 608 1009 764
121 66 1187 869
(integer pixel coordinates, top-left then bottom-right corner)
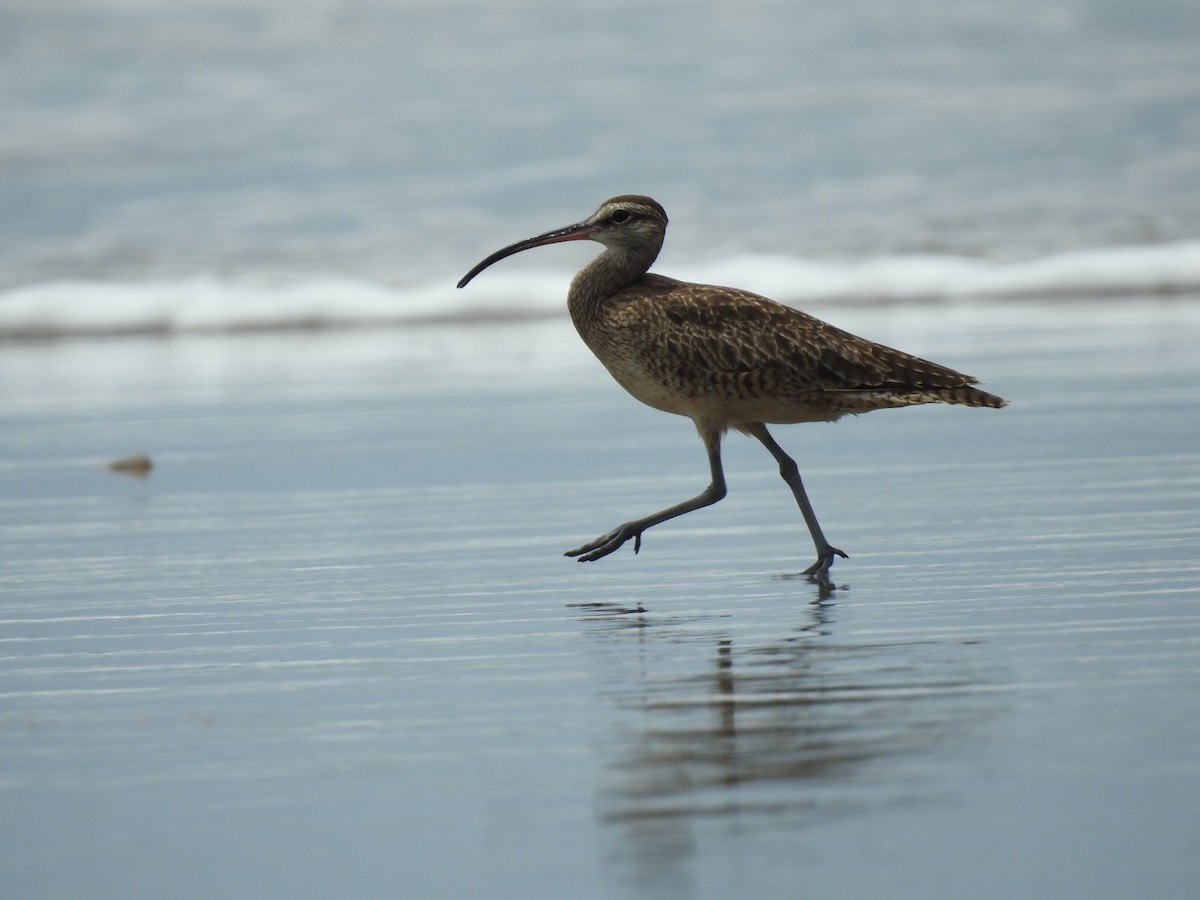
744 423 847 580
566 423 727 562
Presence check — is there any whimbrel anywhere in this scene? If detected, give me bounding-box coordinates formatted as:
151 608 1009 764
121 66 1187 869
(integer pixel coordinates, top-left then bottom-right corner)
458 195 1006 580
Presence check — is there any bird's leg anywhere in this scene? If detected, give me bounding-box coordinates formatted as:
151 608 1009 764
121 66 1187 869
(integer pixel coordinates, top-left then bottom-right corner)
744 423 847 580
566 424 727 562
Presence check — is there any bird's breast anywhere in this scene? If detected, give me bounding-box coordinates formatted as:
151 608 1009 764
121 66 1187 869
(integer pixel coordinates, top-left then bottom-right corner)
586 334 691 415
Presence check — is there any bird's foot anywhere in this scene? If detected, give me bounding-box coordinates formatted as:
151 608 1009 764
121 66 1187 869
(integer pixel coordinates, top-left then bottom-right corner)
801 544 848 582
565 523 644 562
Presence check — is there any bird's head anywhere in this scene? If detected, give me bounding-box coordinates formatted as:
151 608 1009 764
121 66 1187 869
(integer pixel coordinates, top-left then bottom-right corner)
457 195 668 289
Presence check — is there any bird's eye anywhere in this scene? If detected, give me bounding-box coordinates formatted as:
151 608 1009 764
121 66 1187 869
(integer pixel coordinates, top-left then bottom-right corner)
610 209 632 224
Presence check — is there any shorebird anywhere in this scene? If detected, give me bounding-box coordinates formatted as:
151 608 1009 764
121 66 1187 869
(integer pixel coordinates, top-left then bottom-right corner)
458 195 1006 580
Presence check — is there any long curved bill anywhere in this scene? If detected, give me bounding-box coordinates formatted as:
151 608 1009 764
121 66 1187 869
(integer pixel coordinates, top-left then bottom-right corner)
457 221 596 288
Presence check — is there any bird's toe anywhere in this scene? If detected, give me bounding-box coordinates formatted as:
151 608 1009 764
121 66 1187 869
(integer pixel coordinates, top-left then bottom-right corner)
801 544 847 579
565 524 641 562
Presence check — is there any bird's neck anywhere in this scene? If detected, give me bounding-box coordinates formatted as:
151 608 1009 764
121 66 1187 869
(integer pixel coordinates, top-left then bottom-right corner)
567 243 659 328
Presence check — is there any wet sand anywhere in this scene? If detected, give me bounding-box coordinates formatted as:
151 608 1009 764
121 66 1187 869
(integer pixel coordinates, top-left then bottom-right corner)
2 299 1199 899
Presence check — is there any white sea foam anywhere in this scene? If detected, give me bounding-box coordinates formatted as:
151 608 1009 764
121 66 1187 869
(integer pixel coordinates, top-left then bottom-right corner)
2 242 1198 339
678 241 1200 303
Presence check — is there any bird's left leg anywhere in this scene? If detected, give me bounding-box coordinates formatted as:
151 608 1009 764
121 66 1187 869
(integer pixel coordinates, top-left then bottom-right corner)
744 423 847 580
566 422 727 562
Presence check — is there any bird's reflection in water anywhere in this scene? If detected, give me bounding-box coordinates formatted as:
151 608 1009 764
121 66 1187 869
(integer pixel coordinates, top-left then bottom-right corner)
575 599 993 887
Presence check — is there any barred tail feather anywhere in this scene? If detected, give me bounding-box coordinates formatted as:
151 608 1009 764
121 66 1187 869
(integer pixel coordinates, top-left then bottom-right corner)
940 385 1008 408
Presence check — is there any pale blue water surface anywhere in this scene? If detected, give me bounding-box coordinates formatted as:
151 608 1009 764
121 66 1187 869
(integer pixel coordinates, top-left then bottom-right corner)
2 302 1198 899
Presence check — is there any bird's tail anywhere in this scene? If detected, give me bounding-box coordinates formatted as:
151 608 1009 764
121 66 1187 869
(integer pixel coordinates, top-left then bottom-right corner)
938 385 1008 408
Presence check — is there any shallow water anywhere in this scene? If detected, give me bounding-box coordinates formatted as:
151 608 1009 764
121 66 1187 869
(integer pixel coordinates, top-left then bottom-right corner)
4 1 1199 894
2 299 1198 899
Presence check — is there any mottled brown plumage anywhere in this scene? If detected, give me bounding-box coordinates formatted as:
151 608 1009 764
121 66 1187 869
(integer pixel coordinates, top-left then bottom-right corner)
458 195 1006 581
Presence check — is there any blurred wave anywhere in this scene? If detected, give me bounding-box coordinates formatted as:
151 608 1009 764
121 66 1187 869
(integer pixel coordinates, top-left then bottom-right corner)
2 241 1197 338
